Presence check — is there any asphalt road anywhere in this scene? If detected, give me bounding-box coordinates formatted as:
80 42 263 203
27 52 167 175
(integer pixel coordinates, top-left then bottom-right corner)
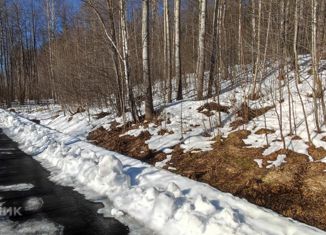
0 129 130 235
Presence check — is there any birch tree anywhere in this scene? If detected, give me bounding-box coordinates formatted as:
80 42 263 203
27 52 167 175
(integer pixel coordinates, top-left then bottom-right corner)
250 0 261 100
311 0 321 131
311 0 326 126
46 0 56 101
207 0 219 98
175 0 182 100
238 0 243 74
164 0 172 103
142 0 154 120
293 0 312 144
196 0 207 100
119 0 139 122
86 0 139 122
107 0 123 115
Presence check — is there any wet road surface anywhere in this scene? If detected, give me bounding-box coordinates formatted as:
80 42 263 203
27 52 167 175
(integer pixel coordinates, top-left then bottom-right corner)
0 129 130 235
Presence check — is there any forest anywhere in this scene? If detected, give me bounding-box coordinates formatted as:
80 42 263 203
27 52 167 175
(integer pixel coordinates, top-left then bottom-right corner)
0 0 324 122
1 0 326 234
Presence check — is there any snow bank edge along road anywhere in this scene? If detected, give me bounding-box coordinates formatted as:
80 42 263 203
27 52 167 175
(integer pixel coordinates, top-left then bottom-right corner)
0 109 324 235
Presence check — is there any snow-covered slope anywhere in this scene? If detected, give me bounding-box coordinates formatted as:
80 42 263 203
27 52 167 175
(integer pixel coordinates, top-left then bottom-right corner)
0 109 325 235
19 56 326 161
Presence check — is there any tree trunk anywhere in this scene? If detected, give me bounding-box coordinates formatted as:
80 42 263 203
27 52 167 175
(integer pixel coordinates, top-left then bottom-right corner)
196 0 207 100
311 0 326 125
311 0 321 131
250 0 261 99
120 0 139 123
107 0 123 115
238 0 243 75
164 0 172 103
175 0 182 101
207 0 219 98
142 0 154 120
46 0 56 101
251 0 256 71
293 0 312 144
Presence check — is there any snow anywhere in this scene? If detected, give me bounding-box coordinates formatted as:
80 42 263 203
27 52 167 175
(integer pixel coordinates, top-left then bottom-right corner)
163 148 173 154
0 184 34 192
23 197 44 212
0 218 64 235
1 109 325 235
168 167 177 171
123 126 148 137
148 100 221 153
3 55 326 234
155 155 172 168
261 137 310 157
254 159 263 168
267 155 287 169
111 208 124 217
14 56 326 166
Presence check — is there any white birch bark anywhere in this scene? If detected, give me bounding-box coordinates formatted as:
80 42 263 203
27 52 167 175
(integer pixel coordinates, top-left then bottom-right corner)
142 0 154 120
175 0 182 100
196 0 207 100
163 0 172 103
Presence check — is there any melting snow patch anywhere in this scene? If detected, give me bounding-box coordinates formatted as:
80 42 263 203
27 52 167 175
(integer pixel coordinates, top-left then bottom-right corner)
155 155 172 168
163 148 173 154
23 197 44 212
0 184 34 192
321 157 326 164
267 154 287 169
168 167 177 171
263 144 283 156
111 208 124 217
121 127 146 137
0 219 63 235
254 159 263 168
181 136 214 152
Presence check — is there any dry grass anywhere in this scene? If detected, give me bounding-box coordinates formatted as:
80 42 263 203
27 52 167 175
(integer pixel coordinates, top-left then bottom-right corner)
88 126 154 161
158 128 174 135
255 128 276 135
308 145 326 161
197 102 229 117
94 111 111 119
230 103 275 129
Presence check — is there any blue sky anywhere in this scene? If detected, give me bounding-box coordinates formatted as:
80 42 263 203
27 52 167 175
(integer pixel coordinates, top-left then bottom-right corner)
66 0 81 11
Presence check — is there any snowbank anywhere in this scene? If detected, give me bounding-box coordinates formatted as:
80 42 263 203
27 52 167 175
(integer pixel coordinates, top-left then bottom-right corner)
0 109 324 235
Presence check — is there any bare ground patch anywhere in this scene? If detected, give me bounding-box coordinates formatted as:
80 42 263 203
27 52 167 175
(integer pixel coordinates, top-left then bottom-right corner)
197 102 230 117
230 103 275 129
308 145 326 161
255 128 276 135
88 126 154 161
